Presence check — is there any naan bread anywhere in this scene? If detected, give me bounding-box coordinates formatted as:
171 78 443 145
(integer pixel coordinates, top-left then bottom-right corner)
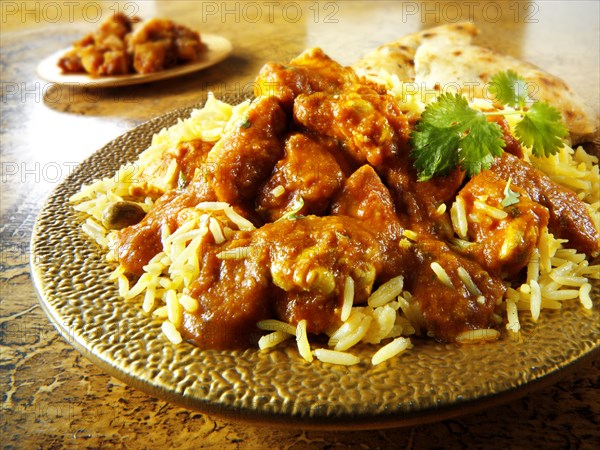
354 23 598 143
414 41 598 141
353 22 479 83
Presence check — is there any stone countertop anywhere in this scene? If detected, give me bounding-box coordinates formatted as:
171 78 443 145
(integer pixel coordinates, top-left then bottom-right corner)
1 1 598 448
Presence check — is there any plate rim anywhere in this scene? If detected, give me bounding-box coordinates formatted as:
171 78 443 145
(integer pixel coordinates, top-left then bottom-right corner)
29 103 600 429
35 33 233 87
23 279 600 429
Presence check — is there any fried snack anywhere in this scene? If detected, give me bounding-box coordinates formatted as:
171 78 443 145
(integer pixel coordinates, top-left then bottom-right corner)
58 13 205 77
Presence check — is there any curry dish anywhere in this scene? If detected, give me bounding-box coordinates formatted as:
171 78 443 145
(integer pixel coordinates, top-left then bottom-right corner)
97 48 599 353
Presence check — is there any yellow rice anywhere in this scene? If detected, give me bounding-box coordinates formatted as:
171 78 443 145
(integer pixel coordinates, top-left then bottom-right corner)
70 81 599 366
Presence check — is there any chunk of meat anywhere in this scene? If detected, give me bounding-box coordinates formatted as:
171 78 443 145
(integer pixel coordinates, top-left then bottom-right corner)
294 86 410 166
130 139 214 198
457 171 549 277
99 49 130 75
183 236 272 349
331 165 405 281
380 154 465 238
96 12 135 40
117 177 216 275
127 18 205 73
208 97 288 208
131 40 176 73
254 47 366 109
74 38 130 77
179 215 384 342
77 46 107 75
490 153 599 255
257 133 345 221
58 13 136 76
57 50 86 73
253 216 383 333
488 116 523 158
409 240 506 341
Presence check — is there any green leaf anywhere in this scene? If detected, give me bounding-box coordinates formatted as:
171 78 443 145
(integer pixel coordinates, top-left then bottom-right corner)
459 118 505 176
419 92 479 128
501 177 521 207
489 70 530 108
409 73 569 180
410 93 504 180
410 122 460 181
515 102 568 157
277 196 305 221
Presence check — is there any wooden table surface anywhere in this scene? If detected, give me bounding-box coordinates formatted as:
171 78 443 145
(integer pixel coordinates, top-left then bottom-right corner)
1 1 599 448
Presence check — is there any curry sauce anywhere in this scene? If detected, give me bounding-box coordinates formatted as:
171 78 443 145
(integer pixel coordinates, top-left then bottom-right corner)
115 49 599 349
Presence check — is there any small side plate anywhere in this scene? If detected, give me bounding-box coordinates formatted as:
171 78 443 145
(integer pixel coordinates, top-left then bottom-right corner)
36 33 232 87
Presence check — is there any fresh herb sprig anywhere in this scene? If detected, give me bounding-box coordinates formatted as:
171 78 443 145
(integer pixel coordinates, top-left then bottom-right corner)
410 70 569 181
277 196 304 221
501 177 520 207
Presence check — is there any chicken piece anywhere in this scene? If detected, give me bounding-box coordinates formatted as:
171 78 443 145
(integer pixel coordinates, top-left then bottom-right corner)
127 18 172 47
254 47 365 109
175 37 203 61
409 240 506 341
58 32 95 73
57 50 85 73
58 13 136 76
132 40 176 73
78 46 105 75
99 50 130 75
174 25 207 61
181 215 383 344
183 235 272 349
208 96 288 208
331 165 405 282
130 139 214 198
253 215 383 334
380 154 465 239
95 12 135 41
294 86 411 166
256 133 345 221
116 177 216 275
127 18 204 73
488 116 523 158
456 170 549 277
490 153 599 255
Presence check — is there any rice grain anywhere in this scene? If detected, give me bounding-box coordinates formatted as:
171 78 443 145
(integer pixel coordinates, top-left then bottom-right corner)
314 349 360 366
371 337 412 365
296 320 313 362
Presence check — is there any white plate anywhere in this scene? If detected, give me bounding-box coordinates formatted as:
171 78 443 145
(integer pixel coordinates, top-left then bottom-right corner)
36 33 232 87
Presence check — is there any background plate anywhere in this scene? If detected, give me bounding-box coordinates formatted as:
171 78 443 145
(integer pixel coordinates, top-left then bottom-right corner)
30 104 600 429
36 34 232 87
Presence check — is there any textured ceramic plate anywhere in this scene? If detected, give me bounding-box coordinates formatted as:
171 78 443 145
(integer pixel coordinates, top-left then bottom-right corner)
36 34 232 87
30 103 600 429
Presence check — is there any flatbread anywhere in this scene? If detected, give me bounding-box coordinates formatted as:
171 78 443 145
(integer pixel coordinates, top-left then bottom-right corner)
414 41 598 140
354 22 598 143
353 22 478 83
